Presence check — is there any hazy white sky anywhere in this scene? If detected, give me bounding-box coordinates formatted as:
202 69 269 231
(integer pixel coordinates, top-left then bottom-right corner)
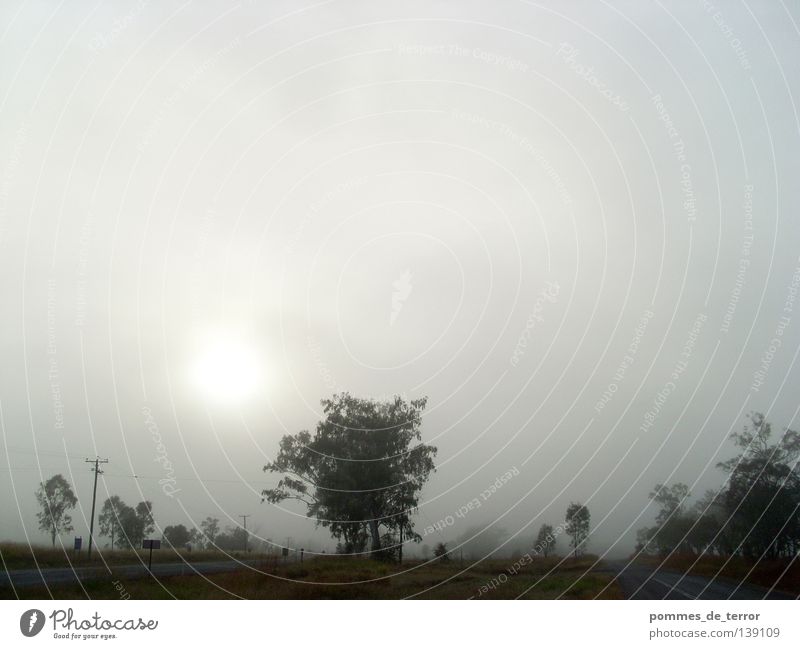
1 0 799 558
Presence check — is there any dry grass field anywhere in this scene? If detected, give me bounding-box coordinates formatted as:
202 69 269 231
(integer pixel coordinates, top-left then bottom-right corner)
0 541 258 570
633 553 800 596
1 553 621 600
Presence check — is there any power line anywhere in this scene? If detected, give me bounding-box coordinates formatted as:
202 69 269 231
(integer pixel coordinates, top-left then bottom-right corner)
101 472 272 485
0 464 274 487
1 446 87 461
0 466 79 472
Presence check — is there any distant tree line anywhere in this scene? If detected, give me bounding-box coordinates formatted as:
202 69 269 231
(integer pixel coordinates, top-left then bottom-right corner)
38 410 793 563
637 413 800 560
156 516 250 551
33 476 251 553
432 502 592 563
98 496 154 549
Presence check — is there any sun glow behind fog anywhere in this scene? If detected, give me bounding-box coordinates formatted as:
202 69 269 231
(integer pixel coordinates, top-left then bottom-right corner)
191 337 264 404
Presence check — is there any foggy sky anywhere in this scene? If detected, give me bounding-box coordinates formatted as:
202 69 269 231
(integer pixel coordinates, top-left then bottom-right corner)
1 0 799 560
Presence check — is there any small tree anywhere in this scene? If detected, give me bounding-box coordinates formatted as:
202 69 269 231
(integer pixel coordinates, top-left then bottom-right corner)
117 500 155 548
534 523 556 557
214 527 248 551
200 517 220 547
648 483 693 555
35 474 77 547
565 503 590 558
433 542 450 562
188 527 204 550
135 501 155 539
98 495 126 550
163 524 191 549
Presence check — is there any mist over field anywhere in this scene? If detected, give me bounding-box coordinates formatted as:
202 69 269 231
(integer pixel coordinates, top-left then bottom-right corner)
1 0 799 573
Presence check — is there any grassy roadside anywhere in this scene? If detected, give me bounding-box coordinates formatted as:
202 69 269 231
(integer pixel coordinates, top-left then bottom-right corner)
633 553 800 596
0 542 261 570
1 555 621 600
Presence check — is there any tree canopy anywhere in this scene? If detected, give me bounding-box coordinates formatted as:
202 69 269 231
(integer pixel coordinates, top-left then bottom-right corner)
98 495 126 550
163 524 191 549
718 412 800 558
262 393 437 557
199 516 220 547
35 474 77 547
97 497 155 548
565 503 590 557
213 526 248 551
637 413 800 559
433 542 450 562
534 523 556 557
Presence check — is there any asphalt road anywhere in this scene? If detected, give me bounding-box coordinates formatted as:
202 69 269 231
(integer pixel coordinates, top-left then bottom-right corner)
0 559 259 590
600 560 795 600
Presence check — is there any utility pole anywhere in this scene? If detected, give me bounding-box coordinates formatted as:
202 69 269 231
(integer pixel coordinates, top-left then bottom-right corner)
85 457 109 559
239 514 250 552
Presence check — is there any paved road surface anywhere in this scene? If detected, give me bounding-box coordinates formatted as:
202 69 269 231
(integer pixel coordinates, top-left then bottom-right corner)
600 560 795 600
0 559 260 590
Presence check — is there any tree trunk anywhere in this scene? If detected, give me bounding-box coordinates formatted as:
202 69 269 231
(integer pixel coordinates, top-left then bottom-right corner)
369 518 381 553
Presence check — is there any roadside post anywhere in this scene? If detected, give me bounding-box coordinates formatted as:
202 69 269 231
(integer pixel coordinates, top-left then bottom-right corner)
142 539 161 571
